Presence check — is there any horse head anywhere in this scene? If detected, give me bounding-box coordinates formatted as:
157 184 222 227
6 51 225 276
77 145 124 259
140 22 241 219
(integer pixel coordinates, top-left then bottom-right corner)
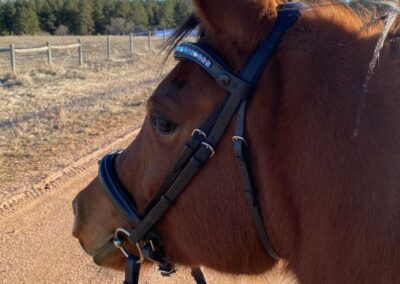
73 0 400 282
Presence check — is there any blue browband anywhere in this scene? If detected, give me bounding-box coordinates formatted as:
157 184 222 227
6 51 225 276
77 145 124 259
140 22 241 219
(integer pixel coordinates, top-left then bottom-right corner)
98 2 306 284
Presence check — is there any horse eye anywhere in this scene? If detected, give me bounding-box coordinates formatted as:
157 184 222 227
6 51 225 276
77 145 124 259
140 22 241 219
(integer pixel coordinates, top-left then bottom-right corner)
151 115 176 135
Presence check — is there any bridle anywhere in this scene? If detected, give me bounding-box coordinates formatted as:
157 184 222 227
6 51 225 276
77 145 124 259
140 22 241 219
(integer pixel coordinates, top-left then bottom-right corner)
98 3 305 284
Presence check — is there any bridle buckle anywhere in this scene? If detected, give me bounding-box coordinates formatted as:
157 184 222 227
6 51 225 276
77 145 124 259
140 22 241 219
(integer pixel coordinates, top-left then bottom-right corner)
158 264 177 277
232 136 248 145
192 129 207 139
201 142 215 157
114 228 144 264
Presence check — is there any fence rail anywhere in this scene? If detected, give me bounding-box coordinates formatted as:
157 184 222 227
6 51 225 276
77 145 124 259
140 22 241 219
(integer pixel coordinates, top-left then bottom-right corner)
0 32 162 74
14 45 50 54
49 43 81 50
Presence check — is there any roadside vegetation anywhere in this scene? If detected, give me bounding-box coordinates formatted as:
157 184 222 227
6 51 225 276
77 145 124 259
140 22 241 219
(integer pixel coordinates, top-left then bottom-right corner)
0 0 192 35
0 36 175 203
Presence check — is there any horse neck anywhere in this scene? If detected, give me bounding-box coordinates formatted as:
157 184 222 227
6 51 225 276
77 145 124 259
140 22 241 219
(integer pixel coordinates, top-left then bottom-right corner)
249 7 400 282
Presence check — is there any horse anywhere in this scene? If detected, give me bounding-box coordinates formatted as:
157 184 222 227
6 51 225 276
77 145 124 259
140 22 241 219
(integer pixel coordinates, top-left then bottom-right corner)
72 0 400 283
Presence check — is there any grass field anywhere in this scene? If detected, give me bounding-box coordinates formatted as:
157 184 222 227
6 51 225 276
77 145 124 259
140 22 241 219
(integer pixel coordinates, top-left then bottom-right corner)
0 36 176 203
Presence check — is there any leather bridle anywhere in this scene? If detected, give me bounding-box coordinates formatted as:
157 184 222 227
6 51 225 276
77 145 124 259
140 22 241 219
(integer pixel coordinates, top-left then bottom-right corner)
98 3 305 284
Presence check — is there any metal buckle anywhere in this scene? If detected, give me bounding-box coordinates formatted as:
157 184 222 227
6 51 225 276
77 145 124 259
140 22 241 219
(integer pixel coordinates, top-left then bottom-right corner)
232 136 248 145
113 228 144 264
201 142 215 157
192 129 207 139
158 264 177 277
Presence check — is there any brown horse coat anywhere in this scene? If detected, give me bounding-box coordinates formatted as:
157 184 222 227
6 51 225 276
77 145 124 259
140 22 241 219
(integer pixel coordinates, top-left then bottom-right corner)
73 1 400 283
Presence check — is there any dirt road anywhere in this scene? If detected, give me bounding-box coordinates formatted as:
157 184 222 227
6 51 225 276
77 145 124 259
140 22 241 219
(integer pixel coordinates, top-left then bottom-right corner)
0 131 294 284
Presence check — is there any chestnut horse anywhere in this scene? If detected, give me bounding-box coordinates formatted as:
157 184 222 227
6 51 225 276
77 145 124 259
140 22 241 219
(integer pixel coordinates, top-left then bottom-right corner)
72 0 400 283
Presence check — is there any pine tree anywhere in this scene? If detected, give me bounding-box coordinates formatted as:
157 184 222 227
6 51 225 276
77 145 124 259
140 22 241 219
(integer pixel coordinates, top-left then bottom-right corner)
131 1 148 29
35 0 57 33
145 0 161 27
160 0 175 28
2 0 16 34
62 0 79 33
0 0 193 36
0 1 4 35
14 0 41 35
173 0 192 27
92 0 107 34
114 0 131 19
76 0 94 34
103 0 117 23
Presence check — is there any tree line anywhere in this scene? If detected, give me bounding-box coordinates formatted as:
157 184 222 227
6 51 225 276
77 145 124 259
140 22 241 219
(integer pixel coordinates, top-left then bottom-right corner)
0 0 193 35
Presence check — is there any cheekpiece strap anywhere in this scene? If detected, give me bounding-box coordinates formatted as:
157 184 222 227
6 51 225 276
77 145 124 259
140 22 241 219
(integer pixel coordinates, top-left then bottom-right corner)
232 1 306 260
239 1 307 83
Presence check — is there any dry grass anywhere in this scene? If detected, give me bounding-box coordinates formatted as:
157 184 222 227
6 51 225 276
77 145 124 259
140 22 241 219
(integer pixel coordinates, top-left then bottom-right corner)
0 36 176 202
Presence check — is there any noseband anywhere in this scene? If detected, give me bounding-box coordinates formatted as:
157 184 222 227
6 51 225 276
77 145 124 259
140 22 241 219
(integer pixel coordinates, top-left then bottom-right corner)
98 3 304 284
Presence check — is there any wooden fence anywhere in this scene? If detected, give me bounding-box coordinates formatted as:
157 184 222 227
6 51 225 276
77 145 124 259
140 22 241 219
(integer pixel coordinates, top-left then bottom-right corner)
0 32 157 73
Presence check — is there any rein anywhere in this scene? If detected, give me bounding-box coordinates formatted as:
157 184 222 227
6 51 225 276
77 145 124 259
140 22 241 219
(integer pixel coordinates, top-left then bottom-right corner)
98 3 305 283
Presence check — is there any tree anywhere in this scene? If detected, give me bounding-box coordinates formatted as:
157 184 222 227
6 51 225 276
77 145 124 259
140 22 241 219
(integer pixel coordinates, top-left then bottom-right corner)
114 0 131 19
35 0 58 33
145 0 161 27
13 0 41 35
0 1 4 34
131 1 148 29
103 0 117 21
0 0 193 36
92 0 107 34
62 0 79 33
76 0 94 34
173 0 192 27
106 17 133 35
54 24 69 35
2 0 16 34
159 0 175 28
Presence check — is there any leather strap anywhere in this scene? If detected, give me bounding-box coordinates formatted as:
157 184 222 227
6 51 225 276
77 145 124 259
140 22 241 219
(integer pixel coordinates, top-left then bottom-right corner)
233 1 306 260
97 3 306 283
99 153 142 228
124 256 141 284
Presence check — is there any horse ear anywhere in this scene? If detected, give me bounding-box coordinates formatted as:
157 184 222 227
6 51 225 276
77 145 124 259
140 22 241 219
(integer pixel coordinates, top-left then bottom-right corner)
192 0 278 44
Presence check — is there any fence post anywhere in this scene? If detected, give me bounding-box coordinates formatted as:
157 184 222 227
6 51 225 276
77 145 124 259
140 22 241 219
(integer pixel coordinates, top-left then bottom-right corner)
148 30 152 52
10 44 16 73
46 42 52 65
107 36 112 60
78 39 83 66
129 33 134 55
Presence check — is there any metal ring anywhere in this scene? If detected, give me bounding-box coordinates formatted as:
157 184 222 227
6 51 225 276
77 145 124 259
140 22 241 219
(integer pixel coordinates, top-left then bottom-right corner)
201 142 215 157
113 228 144 263
113 228 131 258
232 136 248 145
192 129 207 139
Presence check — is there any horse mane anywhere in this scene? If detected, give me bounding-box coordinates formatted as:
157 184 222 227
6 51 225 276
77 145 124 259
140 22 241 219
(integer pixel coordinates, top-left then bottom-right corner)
162 1 400 54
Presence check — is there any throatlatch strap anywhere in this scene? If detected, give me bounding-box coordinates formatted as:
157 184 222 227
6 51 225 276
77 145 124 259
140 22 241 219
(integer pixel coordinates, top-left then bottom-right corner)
232 1 306 260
